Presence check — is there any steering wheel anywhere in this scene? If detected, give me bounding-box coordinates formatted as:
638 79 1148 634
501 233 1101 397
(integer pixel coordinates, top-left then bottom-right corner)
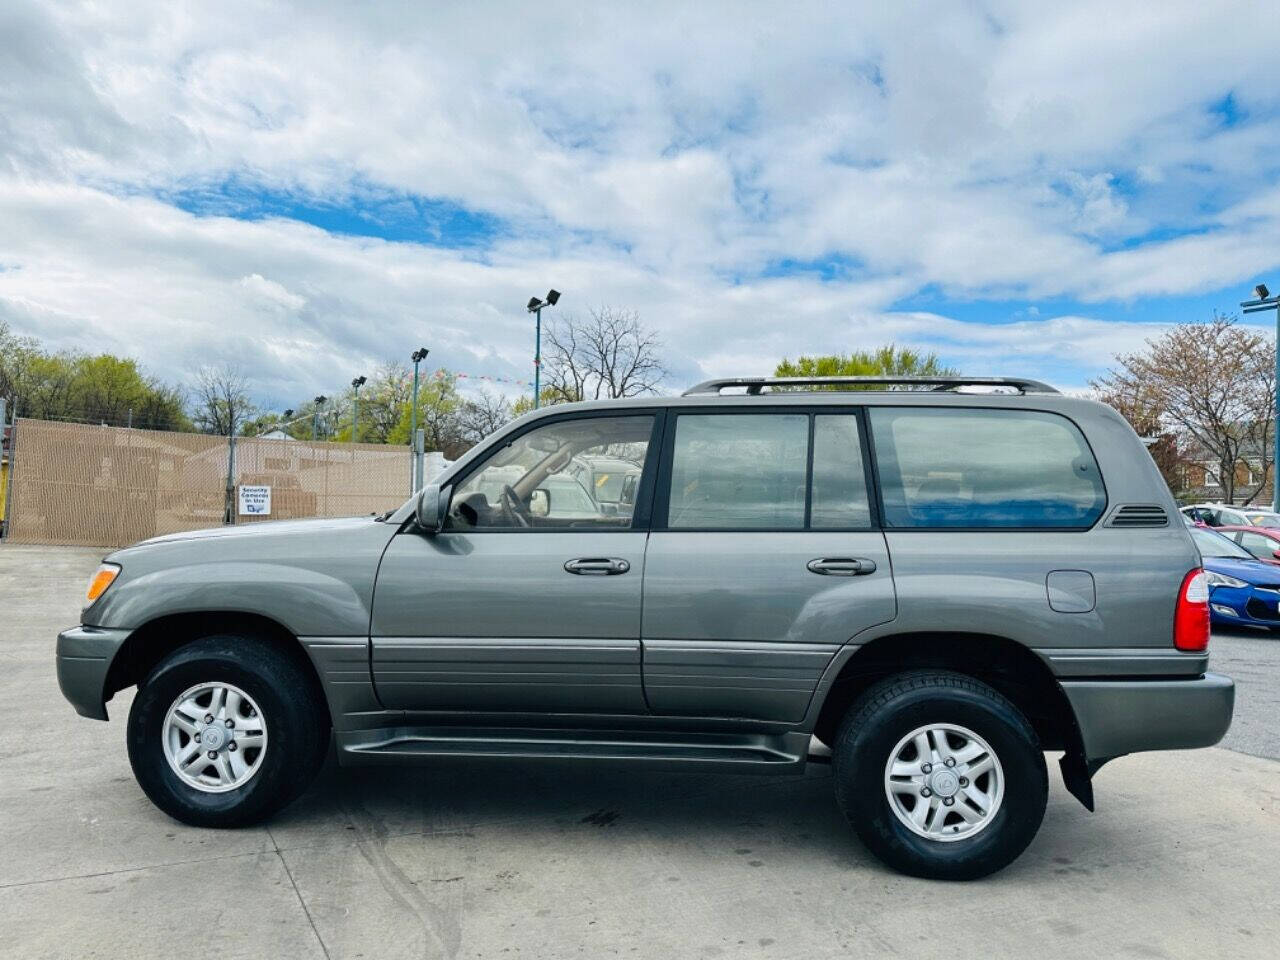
500 484 533 528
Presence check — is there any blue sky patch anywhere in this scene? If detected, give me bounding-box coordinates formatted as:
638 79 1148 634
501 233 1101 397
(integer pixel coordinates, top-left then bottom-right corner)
1210 92 1243 128
892 283 1268 331
163 178 502 248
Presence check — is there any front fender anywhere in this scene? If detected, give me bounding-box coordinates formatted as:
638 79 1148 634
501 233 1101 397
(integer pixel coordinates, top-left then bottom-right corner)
87 560 372 636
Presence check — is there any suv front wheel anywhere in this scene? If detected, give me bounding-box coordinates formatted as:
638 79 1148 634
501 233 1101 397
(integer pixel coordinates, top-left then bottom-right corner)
833 670 1048 880
127 634 330 828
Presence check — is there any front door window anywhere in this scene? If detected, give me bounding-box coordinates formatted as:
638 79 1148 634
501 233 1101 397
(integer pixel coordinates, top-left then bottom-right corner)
445 415 655 530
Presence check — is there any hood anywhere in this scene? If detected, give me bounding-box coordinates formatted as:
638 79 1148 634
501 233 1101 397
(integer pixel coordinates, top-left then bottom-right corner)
1202 555 1280 586
109 515 386 558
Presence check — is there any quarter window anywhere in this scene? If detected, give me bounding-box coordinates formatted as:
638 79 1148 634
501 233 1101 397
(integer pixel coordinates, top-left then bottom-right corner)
810 415 872 528
869 408 1106 529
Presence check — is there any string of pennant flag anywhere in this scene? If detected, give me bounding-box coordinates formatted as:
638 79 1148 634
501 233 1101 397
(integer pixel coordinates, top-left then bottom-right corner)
432 369 533 387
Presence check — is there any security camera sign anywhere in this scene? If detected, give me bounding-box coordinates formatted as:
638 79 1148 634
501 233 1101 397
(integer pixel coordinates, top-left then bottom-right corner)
238 484 271 516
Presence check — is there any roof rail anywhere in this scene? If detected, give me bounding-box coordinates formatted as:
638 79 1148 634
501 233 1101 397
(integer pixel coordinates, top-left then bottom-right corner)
681 376 1060 396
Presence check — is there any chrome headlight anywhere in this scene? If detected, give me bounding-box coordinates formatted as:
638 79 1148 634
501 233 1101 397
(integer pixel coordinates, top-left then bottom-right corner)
1204 570 1247 590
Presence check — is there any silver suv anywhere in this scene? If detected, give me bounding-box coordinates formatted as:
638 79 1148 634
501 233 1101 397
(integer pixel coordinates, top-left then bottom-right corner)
56 375 1234 879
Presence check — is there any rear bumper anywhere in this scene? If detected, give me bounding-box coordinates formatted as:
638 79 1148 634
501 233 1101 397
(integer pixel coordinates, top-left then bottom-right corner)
1061 672 1234 762
56 625 131 720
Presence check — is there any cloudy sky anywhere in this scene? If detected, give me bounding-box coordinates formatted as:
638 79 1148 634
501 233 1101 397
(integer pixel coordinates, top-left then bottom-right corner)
3 1 1280 408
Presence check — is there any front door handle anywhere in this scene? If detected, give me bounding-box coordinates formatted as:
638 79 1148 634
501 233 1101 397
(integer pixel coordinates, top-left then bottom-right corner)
564 557 631 576
807 557 876 576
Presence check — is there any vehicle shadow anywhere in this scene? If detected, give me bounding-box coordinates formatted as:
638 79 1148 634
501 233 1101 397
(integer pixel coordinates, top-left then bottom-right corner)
266 750 1122 882
1213 623 1279 640
278 752 848 850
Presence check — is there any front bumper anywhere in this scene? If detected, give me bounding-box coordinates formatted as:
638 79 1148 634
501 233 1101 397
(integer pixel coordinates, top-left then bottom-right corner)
1061 672 1234 762
56 625 132 720
1207 583 1280 627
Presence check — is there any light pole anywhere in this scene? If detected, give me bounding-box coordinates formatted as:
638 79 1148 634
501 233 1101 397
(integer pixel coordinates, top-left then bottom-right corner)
351 376 367 443
312 395 326 442
526 289 560 408
1242 283 1280 512
410 347 429 491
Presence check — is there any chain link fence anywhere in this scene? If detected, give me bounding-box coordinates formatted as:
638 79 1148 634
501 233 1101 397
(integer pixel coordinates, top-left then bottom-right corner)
3 419 415 548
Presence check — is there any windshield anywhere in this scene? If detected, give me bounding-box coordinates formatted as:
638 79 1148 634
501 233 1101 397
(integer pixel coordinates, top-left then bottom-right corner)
1191 527 1253 560
1248 513 1280 526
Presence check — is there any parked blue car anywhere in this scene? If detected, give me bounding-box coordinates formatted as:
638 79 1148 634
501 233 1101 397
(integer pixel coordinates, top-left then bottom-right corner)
1191 525 1280 629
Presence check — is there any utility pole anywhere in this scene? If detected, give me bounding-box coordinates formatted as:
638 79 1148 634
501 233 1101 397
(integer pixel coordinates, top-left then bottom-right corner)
351 376 366 443
225 430 237 525
526 289 560 408
410 348 429 492
1242 283 1280 513
1 397 16 541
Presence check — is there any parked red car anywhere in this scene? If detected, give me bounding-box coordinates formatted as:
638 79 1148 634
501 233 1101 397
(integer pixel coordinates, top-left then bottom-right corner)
1214 525 1280 565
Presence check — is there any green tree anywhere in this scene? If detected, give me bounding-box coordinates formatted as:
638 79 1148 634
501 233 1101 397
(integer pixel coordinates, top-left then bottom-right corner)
774 346 955 386
387 370 465 454
512 388 563 418
0 321 189 429
70 354 189 430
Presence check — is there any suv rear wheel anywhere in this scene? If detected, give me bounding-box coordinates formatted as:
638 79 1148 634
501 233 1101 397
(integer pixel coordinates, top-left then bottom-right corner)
126 634 329 827
832 670 1047 880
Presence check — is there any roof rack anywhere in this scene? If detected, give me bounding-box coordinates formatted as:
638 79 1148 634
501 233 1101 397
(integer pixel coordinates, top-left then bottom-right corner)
681 376 1060 396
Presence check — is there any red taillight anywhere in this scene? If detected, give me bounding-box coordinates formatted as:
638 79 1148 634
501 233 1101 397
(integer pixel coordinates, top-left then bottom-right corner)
1174 568 1210 652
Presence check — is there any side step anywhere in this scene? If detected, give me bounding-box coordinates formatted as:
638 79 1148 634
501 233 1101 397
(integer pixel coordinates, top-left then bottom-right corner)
338 726 814 774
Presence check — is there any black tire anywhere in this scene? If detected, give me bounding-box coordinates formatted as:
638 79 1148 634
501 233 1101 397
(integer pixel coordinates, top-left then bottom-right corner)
127 634 330 828
832 670 1047 880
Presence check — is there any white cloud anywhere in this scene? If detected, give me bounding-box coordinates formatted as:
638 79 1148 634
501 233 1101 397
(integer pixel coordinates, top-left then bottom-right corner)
2 0 1280 405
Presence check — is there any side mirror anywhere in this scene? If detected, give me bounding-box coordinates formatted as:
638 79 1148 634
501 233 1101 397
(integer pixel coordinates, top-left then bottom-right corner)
415 484 447 534
530 488 550 517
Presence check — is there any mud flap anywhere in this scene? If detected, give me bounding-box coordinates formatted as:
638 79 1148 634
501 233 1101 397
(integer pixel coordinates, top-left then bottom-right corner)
1059 751 1094 811
1059 751 1118 812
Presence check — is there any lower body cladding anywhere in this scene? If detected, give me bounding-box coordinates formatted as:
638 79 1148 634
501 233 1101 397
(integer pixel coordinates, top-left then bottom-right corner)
1207 583 1280 629
59 630 1236 797
313 635 833 772
305 637 1237 792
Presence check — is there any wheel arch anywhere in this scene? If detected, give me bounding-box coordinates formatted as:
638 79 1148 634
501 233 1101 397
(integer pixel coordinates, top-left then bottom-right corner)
103 611 332 727
811 631 1093 808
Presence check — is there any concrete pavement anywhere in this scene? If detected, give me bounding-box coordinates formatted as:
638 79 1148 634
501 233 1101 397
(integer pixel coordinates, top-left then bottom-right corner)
2 544 1279 960
1210 625 1280 761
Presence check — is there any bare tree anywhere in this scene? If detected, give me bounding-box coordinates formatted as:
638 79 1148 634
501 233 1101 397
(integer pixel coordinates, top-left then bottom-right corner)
1091 377 1185 495
543 306 667 402
1092 313 1274 503
457 388 514 445
191 365 257 436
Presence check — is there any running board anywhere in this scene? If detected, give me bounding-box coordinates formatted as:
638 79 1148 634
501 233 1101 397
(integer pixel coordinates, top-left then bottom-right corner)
337 726 813 773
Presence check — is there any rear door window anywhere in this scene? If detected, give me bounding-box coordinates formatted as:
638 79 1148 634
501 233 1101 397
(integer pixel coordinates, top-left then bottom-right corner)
869 407 1106 529
667 414 808 528
663 411 874 530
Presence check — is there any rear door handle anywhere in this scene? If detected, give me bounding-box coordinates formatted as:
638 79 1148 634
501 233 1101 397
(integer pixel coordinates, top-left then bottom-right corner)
807 557 876 576
564 558 631 576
